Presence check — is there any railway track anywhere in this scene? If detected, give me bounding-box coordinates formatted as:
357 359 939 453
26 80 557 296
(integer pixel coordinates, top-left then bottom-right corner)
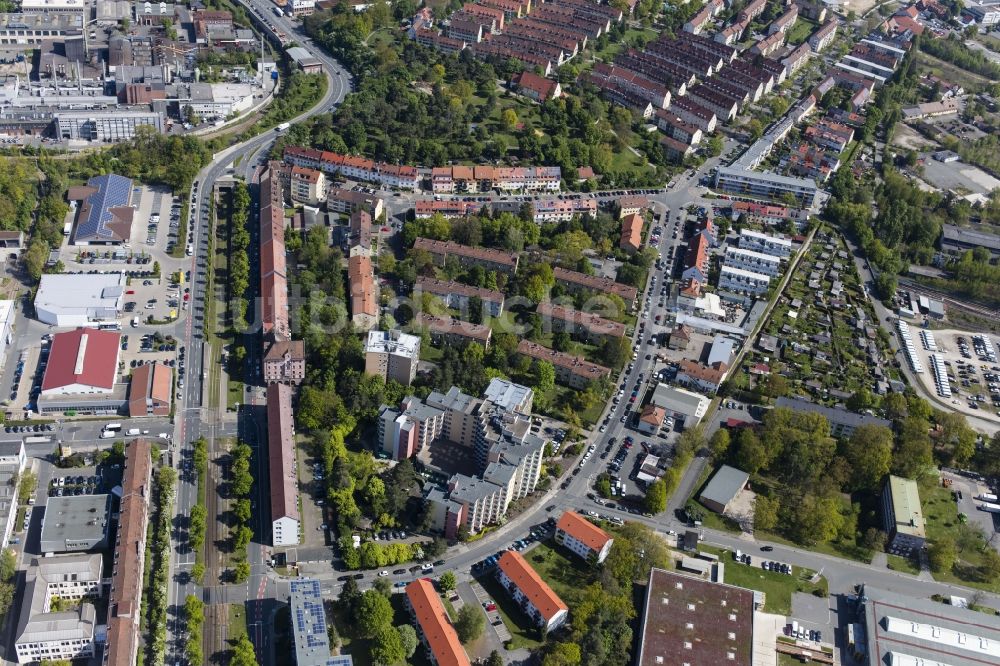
898 277 1000 322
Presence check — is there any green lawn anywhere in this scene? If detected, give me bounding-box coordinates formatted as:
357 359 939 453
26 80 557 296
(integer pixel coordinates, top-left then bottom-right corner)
228 603 248 641
785 17 817 46
699 546 827 615
522 542 597 606
921 478 1000 592
886 553 920 575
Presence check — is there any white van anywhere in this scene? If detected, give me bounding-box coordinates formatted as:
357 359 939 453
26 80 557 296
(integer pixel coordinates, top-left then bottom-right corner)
99 430 116 439
126 428 141 436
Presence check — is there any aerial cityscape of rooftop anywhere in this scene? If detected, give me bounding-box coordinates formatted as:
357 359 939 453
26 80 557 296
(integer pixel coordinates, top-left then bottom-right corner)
0 0 998 662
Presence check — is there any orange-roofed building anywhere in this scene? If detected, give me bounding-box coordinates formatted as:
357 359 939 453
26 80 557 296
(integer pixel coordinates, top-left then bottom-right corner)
405 579 471 666
496 551 568 631
620 212 643 253
555 510 614 564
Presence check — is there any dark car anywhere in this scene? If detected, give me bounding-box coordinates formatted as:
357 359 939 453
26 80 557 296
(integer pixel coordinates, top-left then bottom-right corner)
393 568 406 575
434 560 446 566
761 545 774 552
352 573 363 580
337 575 351 581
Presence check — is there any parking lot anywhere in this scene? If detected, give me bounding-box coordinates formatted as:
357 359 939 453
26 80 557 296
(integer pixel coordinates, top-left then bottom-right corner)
906 327 1000 421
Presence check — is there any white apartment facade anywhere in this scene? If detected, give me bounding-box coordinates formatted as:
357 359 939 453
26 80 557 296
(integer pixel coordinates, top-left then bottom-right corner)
738 228 792 257
364 330 420 385
719 265 771 295
724 245 782 276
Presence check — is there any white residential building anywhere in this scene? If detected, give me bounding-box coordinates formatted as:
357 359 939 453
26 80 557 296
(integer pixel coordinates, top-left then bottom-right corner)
719 265 771 295
14 554 102 664
496 551 569 632
724 245 782 276
364 330 421 385
554 510 614 564
738 228 792 257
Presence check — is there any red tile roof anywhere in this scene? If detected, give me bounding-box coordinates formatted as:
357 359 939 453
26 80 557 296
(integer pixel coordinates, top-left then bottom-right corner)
104 439 152 666
512 70 560 100
620 212 643 251
556 510 613 552
406 579 471 666
498 550 568 623
41 327 120 393
268 383 298 523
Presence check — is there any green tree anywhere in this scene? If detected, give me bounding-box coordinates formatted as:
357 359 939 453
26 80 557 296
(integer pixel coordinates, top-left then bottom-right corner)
928 537 957 573
753 494 780 532
0 548 16 581
232 559 250 583
644 478 667 514
438 571 457 593
397 624 419 659
893 417 933 478
843 425 893 491
371 624 405 665
454 604 485 643
979 548 1000 581
358 590 394 638
231 634 259 666
543 642 583 666
487 650 505 666
709 429 730 463
534 359 556 393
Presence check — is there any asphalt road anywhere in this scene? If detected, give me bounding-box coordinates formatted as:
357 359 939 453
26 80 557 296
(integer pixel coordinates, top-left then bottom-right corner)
164 8 352 663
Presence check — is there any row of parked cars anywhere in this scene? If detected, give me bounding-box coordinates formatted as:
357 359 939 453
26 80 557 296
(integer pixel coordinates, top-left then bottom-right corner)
4 424 52 433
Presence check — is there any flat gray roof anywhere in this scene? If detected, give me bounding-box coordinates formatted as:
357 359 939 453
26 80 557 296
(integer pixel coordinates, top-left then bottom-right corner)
862 584 1000 665
39 494 110 551
941 224 1000 252
775 396 890 430
700 465 750 509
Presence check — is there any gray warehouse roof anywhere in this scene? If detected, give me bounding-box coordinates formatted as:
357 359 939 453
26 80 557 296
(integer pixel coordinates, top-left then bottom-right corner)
775 396 890 430
941 224 1000 252
862 584 1000 665
700 465 750 509
34 272 125 320
40 494 110 553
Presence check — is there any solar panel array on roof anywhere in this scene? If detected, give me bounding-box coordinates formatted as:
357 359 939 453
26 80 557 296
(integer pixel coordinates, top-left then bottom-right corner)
77 175 132 241
290 579 339 665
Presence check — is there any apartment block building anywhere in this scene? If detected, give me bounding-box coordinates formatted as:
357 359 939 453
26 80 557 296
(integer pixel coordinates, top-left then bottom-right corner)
413 237 519 275
738 228 793 257
405 579 471 666
496 551 569 631
724 245 782 277
881 475 926 555
416 313 493 350
536 301 626 343
415 276 505 317
531 197 598 223
554 511 614 564
365 330 420 385
288 166 326 206
103 439 152 666
378 398 445 461
719 265 772 295
714 166 819 208
516 340 611 389
268 383 299 547
348 254 378 331
15 555 102 664
808 19 837 51
552 267 638 310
